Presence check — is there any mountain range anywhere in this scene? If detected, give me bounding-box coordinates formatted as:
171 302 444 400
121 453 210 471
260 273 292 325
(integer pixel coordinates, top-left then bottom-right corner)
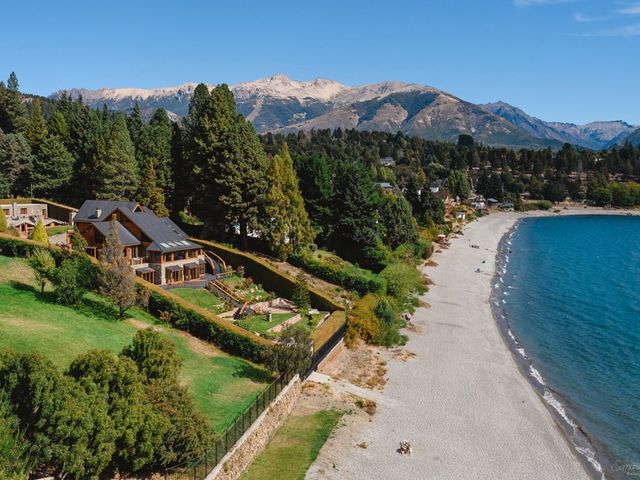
50 75 640 150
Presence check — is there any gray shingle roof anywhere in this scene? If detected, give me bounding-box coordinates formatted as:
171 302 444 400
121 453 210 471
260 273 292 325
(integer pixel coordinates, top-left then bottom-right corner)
76 200 198 253
93 221 140 246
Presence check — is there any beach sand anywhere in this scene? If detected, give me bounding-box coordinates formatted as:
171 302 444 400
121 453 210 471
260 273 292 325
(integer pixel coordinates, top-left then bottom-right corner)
307 211 594 480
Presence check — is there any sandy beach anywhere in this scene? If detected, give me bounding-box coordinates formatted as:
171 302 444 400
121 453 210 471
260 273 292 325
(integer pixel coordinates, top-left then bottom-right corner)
307 210 598 480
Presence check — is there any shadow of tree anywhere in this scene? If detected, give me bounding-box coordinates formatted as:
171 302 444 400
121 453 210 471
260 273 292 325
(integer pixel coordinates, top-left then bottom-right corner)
8 280 120 322
230 360 272 383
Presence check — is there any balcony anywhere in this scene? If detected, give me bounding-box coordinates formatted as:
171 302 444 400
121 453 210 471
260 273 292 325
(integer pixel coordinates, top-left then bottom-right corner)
129 257 145 266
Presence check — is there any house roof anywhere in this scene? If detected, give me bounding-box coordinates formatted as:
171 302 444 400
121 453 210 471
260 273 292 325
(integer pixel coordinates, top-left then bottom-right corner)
75 200 140 222
93 221 141 247
76 200 198 253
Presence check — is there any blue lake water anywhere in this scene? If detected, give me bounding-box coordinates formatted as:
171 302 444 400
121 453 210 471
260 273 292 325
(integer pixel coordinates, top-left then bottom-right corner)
498 215 640 479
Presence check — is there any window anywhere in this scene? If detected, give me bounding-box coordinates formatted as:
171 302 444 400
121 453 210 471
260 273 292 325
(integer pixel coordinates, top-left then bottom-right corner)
20 208 27 215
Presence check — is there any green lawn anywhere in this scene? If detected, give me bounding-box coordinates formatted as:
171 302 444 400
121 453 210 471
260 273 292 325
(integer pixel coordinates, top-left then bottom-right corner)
0 256 269 433
45 225 70 236
171 287 228 314
237 312 294 335
240 410 342 480
222 274 271 302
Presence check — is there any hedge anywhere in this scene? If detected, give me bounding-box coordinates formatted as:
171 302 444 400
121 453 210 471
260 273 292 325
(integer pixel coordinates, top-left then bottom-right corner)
0 232 63 261
288 253 387 296
311 310 346 350
137 281 269 363
191 238 344 313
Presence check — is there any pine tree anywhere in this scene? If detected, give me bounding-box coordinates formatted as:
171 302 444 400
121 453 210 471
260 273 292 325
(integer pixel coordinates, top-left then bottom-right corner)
0 73 27 134
30 219 48 243
98 217 137 319
32 135 74 200
264 142 314 258
94 115 139 201
292 271 311 315
47 111 69 142
25 99 48 154
0 133 33 196
136 158 168 217
0 171 9 199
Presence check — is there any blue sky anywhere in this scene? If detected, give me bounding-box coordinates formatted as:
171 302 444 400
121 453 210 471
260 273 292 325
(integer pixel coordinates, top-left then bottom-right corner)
2 0 638 124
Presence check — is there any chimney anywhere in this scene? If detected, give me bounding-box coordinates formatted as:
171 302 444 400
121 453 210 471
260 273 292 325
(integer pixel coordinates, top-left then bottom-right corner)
95 208 102 219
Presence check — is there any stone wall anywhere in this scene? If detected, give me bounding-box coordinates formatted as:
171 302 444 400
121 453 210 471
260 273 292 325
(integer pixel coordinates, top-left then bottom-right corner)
206 375 302 480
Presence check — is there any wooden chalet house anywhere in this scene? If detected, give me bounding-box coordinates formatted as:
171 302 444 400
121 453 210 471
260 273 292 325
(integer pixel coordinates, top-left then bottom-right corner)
73 200 206 286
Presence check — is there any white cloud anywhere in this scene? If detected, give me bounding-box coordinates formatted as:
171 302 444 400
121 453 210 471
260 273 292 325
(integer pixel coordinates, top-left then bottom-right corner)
616 4 640 15
580 23 640 36
574 12 610 22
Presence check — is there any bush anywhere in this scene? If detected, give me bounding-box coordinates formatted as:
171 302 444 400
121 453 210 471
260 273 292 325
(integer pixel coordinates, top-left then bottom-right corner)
288 252 386 296
52 255 96 306
0 207 7 232
263 325 313 376
378 263 424 299
536 200 553 211
374 297 395 325
122 329 182 383
29 219 48 244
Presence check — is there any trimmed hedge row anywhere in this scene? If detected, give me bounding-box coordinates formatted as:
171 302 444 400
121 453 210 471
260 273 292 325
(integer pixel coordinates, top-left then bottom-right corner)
288 253 387 296
191 238 344 313
0 233 63 260
138 281 269 363
311 310 346 350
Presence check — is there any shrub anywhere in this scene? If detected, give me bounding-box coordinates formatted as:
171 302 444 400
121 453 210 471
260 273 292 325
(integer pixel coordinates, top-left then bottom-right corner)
374 297 395 325
30 219 48 244
264 325 313 376
379 263 423 299
27 247 55 293
536 200 553 211
122 329 182 383
52 256 96 306
345 294 380 347
0 207 7 232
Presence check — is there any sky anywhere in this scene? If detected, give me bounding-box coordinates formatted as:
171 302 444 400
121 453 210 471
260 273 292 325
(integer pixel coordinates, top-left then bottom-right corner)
1 0 639 125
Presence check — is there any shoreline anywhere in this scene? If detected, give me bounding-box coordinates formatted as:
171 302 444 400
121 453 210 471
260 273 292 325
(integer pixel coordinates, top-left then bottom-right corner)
491 217 604 480
308 211 593 479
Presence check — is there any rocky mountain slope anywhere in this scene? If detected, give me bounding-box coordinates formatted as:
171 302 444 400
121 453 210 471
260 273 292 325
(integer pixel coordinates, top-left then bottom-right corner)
50 75 635 149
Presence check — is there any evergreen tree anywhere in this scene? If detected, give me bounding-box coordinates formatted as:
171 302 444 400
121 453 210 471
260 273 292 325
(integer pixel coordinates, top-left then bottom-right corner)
94 114 139 200
447 170 471 199
122 329 182 383
30 219 48 243
330 161 382 269
25 99 48 154
127 102 144 152
264 143 314 258
32 135 73 200
0 133 33 196
379 194 418 249
293 152 334 243
136 158 169 217
47 111 69 142
292 271 311 315
264 325 312 376
98 217 137 318
0 73 27 134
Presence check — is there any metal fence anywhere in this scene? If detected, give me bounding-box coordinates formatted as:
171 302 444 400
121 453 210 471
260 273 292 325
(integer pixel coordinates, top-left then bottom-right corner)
163 374 290 480
162 315 346 480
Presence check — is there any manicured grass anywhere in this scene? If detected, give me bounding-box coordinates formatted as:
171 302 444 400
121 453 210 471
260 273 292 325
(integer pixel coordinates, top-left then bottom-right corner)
0 256 270 433
240 410 342 480
45 225 70 236
171 287 227 314
237 312 294 334
222 274 271 302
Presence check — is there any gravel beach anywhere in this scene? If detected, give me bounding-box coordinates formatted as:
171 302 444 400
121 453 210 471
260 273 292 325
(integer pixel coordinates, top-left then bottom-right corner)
307 211 591 480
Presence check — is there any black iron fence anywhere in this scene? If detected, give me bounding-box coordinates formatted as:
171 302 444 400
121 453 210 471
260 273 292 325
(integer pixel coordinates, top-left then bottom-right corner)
162 316 347 480
163 374 290 480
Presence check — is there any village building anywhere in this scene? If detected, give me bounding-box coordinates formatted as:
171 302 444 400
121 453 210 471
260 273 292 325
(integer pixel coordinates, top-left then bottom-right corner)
73 200 207 286
376 182 395 194
380 157 396 167
0 202 65 238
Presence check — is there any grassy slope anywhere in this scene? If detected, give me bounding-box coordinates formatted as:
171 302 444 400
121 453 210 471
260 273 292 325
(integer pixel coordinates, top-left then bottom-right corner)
171 287 227 314
239 313 294 334
0 256 269 433
240 410 342 480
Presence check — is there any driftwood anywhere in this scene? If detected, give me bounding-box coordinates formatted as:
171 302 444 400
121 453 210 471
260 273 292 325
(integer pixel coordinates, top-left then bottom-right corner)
398 440 412 455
